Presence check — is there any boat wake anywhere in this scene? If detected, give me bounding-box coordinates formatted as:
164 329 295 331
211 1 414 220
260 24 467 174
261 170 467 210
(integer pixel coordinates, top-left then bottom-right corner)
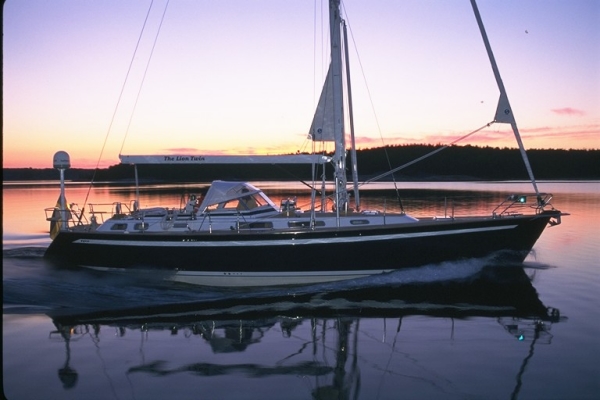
3 234 52 250
2 246 47 258
3 247 557 324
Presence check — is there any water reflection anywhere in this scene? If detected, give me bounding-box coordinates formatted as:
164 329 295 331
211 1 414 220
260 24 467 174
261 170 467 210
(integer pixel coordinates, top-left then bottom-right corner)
4 181 596 399
46 265 562 399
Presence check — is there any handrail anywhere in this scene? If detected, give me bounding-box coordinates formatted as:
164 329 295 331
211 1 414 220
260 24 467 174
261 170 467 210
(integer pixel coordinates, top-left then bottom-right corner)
492 193 554 217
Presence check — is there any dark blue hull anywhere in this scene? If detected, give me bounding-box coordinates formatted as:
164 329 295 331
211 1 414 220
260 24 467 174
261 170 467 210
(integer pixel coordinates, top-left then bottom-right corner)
44 211 559 286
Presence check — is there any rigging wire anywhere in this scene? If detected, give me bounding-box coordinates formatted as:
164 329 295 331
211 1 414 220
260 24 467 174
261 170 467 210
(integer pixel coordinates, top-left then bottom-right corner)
340 3 405 211
81 0 157 209
301 3 497 214
360 121 494 186
118 0 171 156
336 4 496 211
299 0 326 156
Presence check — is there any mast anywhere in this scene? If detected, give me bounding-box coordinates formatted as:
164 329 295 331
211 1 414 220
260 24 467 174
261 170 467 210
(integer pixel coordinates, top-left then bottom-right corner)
343 19 360 211
470 0 541 202
329 0 348 214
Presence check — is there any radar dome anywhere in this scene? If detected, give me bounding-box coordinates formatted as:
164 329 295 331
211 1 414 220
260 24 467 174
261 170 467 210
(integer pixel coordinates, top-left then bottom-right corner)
53 151 71 169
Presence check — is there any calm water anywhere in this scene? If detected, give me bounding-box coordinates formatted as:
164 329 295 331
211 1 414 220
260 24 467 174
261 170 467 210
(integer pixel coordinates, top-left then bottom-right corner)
3 181 599 399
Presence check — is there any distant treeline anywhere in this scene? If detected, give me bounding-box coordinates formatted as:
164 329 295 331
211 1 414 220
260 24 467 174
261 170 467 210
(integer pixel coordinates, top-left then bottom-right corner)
4 145 600 182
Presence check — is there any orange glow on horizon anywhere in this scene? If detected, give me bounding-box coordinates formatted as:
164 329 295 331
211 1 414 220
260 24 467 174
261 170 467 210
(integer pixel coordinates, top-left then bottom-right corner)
4 129 598 170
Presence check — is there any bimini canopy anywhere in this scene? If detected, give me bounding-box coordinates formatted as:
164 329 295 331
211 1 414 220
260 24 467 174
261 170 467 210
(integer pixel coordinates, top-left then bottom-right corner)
199 181 276 210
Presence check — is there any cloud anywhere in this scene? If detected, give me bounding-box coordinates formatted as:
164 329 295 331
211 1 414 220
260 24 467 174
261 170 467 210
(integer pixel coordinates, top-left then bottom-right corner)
551 107 586 116
160 145 302 157
521 124 600 140
354 136 389 147
162 147 199 153
358 123 600 150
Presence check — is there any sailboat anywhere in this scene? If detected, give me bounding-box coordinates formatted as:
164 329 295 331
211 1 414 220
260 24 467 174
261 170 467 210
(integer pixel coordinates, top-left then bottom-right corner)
44 0 564 287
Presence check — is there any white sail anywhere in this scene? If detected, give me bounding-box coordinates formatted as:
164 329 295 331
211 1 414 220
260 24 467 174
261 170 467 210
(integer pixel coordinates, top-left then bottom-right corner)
309 64 335 142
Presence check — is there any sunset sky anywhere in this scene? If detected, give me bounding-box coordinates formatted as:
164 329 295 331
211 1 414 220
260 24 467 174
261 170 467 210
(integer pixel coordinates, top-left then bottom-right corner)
3 0 599 169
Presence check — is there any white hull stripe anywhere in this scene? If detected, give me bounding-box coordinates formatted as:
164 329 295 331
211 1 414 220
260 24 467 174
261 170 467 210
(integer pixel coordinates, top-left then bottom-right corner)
83 267 387 278
81 266 390 287
73 224 517 247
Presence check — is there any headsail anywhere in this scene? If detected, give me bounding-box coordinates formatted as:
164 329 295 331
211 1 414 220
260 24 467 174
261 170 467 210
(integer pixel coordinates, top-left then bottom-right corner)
309 64 335 142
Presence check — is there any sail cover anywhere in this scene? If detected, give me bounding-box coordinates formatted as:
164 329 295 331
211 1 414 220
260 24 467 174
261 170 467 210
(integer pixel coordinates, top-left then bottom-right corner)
119 154 328 165
309 64 335 142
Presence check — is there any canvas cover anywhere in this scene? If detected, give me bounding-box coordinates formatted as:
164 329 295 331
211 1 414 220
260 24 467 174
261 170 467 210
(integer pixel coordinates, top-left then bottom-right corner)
199 181 275 209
